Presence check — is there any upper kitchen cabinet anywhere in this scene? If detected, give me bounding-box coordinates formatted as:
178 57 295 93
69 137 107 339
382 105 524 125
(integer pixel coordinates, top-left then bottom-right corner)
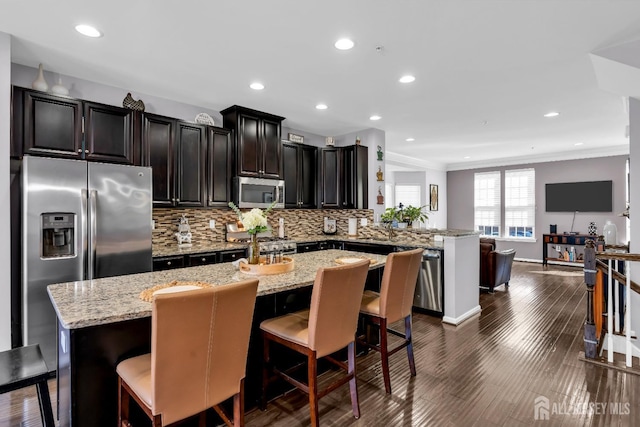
221 105 285 179
83 102 135 164
12 87 137 165
283 142 317 208
143 113 229 208
319 145 368 209
206 127 232 207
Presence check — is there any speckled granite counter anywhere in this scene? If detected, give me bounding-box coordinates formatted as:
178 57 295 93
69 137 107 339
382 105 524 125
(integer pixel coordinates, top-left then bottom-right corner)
48 249 387 330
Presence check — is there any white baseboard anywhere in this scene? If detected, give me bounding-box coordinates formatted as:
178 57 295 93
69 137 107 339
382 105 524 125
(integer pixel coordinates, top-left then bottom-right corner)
443 305 481 326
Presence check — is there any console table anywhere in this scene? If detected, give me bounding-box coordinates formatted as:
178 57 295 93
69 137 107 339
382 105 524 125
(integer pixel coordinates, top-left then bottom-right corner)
542 233 599 265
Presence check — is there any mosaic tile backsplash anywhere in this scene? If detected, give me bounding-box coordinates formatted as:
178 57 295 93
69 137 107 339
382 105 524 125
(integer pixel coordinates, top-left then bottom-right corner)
152 208 434 246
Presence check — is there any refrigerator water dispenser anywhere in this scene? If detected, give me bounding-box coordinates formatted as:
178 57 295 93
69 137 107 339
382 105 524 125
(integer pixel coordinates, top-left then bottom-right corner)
41 213 75 258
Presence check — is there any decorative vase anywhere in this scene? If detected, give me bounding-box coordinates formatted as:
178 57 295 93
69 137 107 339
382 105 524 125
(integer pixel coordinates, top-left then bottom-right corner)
51 77 69 96
32 63 48 92
588 222 597 236
248 233 260 265
603 221 618 246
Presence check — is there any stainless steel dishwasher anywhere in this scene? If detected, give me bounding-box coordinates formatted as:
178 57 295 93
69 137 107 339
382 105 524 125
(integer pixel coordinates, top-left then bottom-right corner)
413 249 444 316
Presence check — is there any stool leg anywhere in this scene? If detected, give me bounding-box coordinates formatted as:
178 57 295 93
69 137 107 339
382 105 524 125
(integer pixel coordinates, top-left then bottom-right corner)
35 379 55 427
347 341 360 419
379 318 392 394
261 334 270 411
308 352 319 427
405 315 416 377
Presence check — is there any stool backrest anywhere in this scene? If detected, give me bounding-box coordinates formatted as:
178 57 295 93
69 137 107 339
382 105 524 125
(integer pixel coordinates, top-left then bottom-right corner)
151 279 258 425
379 248 423 323
308 260 370 358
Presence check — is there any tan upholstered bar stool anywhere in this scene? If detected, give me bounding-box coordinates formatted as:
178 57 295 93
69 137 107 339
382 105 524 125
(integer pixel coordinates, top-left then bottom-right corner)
358 248 423 394
260 260 370 427
117 279 259 427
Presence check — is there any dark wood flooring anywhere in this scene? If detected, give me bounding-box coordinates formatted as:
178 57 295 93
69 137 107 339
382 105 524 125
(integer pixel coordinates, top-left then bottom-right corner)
2 262 639 426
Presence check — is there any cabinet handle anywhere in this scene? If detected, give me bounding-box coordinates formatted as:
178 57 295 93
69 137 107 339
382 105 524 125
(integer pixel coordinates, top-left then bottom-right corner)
231 254 236 258
202 257 206 262
176 199 180 202
85 149 89 154
172 198 176 202
77 149 82 153
167 261 172 265
209 200 213 203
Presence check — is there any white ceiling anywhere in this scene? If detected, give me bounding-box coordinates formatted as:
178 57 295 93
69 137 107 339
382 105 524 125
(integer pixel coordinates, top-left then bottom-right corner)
1 0 639 170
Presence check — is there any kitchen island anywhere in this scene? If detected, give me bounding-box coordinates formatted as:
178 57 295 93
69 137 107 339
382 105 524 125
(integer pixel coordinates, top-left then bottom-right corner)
48 249 387 427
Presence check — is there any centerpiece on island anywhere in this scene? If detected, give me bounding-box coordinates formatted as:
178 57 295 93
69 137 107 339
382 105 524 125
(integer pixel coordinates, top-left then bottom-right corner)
229 201 275 264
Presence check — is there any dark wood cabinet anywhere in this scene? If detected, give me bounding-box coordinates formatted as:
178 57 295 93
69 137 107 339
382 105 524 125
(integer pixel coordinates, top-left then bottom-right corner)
175 122 206 207
143 113 176 207
206 127 232 207
221 105 285 179
14 87 135 164
21 89 83 158
319 148 341 208
341 145 368 209
283 142 317 208
219 249 246 262
152 255 185 271
319 145 368 209
188 253 218 267
83 102 135 164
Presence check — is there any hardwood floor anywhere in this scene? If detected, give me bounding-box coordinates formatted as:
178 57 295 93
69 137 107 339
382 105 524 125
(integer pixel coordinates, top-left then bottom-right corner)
3 261 639 426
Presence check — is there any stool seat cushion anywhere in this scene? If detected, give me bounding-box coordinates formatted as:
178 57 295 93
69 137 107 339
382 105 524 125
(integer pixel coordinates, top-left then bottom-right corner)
360 290 381 317
116 354 152 409
260 310 310 348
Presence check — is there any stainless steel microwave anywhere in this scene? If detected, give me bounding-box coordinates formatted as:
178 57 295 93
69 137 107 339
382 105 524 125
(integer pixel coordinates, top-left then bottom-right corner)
234 177 285 208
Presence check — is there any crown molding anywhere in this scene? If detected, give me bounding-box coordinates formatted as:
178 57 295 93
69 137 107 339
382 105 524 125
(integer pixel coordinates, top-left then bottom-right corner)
385 151 447 171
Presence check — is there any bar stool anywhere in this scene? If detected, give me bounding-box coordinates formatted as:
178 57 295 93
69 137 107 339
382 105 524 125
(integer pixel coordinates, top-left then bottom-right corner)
117 279 259 427
0 344 54 427
358 248 423 394
260 260 370 427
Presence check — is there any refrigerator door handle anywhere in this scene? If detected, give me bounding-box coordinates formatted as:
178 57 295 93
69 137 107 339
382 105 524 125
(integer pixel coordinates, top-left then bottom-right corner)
88 189 98 280
81 189 89 280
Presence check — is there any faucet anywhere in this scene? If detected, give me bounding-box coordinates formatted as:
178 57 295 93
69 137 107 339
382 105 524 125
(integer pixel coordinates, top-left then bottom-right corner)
385 222 396 241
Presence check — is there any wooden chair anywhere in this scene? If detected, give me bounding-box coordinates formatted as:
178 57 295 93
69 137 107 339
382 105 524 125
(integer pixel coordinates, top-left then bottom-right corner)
0 344 54 427
117 279 259 427
260 260 370 427
358 248 423 394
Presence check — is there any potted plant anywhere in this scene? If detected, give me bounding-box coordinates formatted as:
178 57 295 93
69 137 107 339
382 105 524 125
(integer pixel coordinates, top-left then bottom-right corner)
380 207 403 239
402 205 429 228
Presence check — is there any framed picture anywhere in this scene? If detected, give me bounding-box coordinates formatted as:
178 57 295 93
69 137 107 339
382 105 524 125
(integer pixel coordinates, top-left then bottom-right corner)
429 184 439 211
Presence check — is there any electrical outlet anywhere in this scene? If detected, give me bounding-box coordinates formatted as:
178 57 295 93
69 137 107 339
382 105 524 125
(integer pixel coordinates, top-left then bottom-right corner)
360 218 368 226
209 219 216 229
152 220 155 230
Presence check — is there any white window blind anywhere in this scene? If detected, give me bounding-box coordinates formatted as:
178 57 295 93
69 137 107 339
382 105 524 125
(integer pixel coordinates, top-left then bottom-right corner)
505 168 535 238
385 183 394 209
395 184 421 208
474 171 501 236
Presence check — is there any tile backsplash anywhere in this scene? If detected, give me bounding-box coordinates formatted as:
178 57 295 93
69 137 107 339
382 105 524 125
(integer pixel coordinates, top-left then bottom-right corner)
153 208 433 246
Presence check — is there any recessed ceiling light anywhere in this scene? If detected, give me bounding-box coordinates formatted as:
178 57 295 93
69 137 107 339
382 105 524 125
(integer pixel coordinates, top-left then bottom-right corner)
574 142 584 146
464 156 471 159
335 38 355 50
399 75 415 83
544 111 560 118
249 82 264 90
315 104 328 110
75 24 102 38
369 115 382 121
406 138 415 142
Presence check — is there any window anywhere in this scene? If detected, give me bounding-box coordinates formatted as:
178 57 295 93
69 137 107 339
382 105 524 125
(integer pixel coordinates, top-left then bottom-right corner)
385 183 394 209
474 172 500 236
505 168 535 238
394 184 421 208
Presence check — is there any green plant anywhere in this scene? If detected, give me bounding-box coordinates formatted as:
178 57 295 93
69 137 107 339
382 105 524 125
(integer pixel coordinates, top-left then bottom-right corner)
380 207 403 223
402 205 429 225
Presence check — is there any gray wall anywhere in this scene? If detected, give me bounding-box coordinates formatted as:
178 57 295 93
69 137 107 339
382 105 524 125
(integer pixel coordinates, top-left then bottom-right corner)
629 98 640 337
447 155 628 260
0 33 10 350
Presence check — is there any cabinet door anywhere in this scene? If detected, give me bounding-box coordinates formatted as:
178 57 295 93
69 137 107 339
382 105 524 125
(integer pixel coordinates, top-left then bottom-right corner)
23 90 83 158
341 146 356 208
282 143 299 208
299 145 317 208
188 253 218 267
175 122 206 207
261 118 282 179
320 148 340 208
144 114 176 207
152 255 185 271
237 113 261 177
206 127 232 207
83 102 135 164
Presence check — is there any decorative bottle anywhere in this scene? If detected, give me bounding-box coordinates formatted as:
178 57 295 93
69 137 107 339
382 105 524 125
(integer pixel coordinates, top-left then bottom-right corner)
32 63 48 92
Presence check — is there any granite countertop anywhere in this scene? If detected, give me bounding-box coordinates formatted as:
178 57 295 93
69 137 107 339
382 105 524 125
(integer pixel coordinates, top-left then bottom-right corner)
48 249 387 330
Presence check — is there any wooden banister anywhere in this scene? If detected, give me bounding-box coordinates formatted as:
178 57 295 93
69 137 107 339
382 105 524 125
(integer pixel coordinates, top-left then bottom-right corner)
595 259 640 295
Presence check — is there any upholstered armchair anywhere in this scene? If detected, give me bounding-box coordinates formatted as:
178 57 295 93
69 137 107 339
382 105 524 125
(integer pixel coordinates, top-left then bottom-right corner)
479 238 516 292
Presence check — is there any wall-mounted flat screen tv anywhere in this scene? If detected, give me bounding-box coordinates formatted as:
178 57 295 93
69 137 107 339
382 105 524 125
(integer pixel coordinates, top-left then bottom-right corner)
545 181 613 212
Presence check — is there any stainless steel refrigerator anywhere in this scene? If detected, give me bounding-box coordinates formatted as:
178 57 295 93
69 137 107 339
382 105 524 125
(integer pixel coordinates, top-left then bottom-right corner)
22 156 153 369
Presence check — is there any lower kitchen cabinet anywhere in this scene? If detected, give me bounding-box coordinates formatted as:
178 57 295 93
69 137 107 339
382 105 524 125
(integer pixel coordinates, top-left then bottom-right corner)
188 253 218 267
219 249 246 262
296 242 320 253
152 255 185 271
153 248 247 271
